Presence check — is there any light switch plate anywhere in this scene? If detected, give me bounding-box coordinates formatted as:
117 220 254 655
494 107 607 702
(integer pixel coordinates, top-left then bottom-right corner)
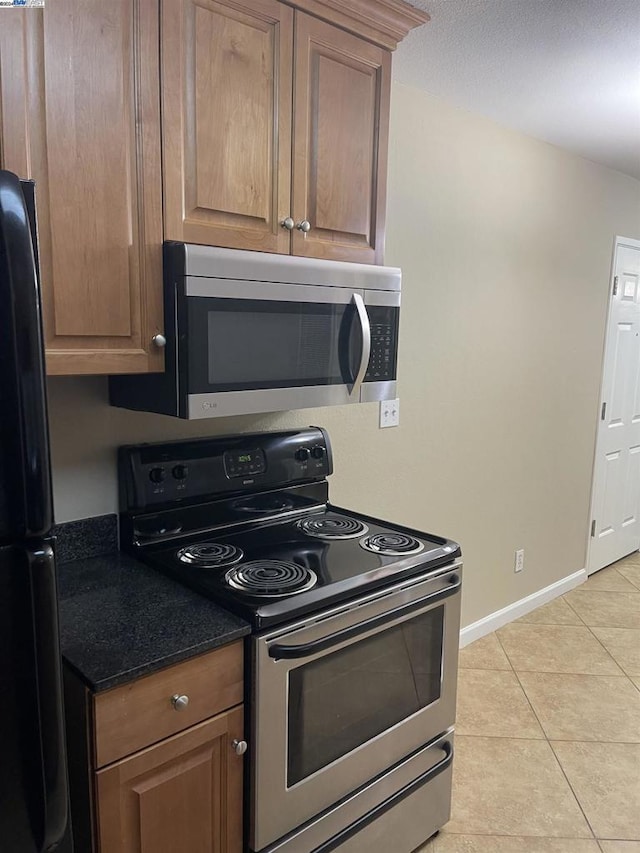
380 398 400 428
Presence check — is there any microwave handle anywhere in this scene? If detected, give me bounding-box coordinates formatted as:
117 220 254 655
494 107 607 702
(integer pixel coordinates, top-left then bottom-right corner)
350 293 371 397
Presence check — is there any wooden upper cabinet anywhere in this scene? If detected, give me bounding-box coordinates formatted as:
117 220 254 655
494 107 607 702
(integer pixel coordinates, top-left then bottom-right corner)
160 0 404 264
0 0 164 375
161 0 294 254
0 11 34 179
97 707 244 853
1 0 426 376
291 13 391 264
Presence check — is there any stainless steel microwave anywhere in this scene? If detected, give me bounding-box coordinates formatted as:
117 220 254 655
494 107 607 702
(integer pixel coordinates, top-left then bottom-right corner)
109 243 401 420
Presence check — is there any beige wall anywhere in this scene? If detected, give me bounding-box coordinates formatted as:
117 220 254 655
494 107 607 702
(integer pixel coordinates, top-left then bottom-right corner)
47 81 640 628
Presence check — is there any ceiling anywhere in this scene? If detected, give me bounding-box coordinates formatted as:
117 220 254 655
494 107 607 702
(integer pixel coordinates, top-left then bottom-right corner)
393 0 640 179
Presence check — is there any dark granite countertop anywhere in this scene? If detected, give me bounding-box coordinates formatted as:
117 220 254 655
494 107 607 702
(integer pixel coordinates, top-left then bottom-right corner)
57 551 251 693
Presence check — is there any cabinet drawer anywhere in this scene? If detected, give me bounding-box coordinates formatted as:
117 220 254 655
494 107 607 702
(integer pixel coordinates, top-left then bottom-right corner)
94 641 243 767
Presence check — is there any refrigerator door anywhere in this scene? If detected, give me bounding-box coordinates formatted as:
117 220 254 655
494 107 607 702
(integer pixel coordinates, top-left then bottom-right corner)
0 170 70 850
0 170 53 541
0 541 69 852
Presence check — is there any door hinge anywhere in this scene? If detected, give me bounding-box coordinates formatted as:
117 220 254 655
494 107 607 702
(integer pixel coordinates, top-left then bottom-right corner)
613 276 619 296
601 402 607 420
591 519 596 538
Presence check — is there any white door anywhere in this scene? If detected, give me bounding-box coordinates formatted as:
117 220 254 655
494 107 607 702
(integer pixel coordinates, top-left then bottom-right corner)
589 236 640 574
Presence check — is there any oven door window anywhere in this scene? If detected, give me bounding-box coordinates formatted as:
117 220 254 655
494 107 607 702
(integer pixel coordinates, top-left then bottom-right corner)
187 298 363 393
287 607 444 787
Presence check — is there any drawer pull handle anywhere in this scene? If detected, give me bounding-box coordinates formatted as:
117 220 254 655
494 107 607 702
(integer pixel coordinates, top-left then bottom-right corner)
232 739 247 756
171 694 189 711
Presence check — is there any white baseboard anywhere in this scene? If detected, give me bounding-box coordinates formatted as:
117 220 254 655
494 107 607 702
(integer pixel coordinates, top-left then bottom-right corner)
459 568 587 648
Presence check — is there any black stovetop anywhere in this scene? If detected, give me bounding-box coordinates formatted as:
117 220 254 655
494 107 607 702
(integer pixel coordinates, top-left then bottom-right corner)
136 505 460 629
118 428 461 630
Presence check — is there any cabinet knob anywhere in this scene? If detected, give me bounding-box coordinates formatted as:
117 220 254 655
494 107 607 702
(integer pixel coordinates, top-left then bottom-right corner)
152 333 167 348
171 694 189 711
232 739 248 756
297 219 311 234
281 216 295 231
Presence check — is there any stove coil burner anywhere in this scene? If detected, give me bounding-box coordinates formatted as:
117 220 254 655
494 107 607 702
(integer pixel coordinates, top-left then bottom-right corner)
177 542 244 569
359 533 424 556
225 561 317 597
298 514 368 540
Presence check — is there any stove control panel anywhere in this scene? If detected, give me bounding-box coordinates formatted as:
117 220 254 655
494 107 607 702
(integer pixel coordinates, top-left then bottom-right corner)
119 426 333 510
223 448 266 478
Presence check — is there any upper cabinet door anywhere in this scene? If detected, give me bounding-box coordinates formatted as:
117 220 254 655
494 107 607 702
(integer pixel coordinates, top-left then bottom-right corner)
0 0 165 375
162 0 294 254
292 13 391 265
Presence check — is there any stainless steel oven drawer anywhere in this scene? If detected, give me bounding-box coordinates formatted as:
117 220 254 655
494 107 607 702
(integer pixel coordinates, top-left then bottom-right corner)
259 731 454 853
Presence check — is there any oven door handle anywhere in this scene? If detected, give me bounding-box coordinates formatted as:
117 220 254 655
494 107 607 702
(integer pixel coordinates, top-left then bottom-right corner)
268 573 461 661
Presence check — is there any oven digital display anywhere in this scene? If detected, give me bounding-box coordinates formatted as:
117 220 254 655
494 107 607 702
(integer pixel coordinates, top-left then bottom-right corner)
224 448 266 478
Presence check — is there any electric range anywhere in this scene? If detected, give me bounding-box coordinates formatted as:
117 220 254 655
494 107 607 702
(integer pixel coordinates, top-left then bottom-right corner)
118 427 462 853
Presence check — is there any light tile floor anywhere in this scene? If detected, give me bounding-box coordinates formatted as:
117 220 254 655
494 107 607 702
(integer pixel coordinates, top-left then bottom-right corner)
419 553 640 853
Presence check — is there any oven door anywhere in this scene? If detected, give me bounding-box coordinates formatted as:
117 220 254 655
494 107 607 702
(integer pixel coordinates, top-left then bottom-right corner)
251 564 462 852
181 277 399 419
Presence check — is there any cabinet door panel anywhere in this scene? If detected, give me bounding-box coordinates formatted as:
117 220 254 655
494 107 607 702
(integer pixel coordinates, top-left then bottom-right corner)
97 707 244 853
0 0 164 375
162 0 293 254
0 10 34 179
292 13 390 264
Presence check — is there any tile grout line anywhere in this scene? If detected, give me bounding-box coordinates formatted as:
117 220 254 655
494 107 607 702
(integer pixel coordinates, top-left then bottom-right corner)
546 739 617 847
561 593 589 625
571 605 634 678
494 670 630 678
529 588 633 677
494 631 547 733
607 555 640 591
455 730 640 745
493 630 600 842
564 576 640 682
433 828 613 840
587 564 640 592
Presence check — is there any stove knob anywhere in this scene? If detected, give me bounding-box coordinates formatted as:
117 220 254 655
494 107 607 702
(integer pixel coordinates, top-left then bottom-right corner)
172 464 189 480
311 446 325 460
295 447 310 462
149 466 166 484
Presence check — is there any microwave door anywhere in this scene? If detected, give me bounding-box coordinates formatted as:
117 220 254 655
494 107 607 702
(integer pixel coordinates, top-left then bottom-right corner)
183 282 366 418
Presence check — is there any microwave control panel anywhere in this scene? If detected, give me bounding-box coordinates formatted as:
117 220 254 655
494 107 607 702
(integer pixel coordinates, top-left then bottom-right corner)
365 307 398 382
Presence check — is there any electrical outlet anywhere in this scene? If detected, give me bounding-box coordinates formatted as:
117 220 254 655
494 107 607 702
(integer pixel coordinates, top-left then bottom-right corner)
380 398 400 429
514 549 525 573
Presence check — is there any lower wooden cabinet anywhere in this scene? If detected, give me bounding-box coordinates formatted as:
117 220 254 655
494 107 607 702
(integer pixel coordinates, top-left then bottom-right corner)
96 706 244 853
63 642 245 853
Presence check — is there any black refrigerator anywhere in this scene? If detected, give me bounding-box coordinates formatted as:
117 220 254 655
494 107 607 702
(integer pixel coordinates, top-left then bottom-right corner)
0 170 71 852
